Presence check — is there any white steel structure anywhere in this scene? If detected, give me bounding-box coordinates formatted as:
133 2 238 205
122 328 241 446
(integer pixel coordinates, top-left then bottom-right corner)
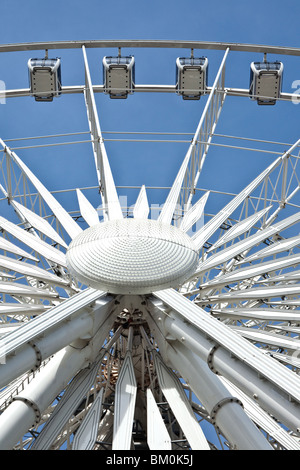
0 40 299 451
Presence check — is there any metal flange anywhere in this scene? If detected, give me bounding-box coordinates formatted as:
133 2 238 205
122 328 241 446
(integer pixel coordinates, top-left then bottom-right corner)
210 396 244 426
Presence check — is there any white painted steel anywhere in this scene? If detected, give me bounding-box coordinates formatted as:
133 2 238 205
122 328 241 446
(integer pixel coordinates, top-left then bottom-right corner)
82 46 123 221
146 388 172 450
12 200 68 249
72 388 104 450
238 234 300 263
152 289 300 404
194 211 300 277
0 288 109 362
112 351 137 450
0 39 300 56
231 326 300 351
0 236 39 262
179 191 209 233
256 270 300 283
208 284 300 302
206 206 272 252
31 363 102 449
220 377 300 450
0 216 67 267
133 185 149 219
76 188 100 227
0 84 297 101
192 139 300 250
0 140 82 240
0 303 49 316
0 254 69 287
31 328 122 449
211 307 300 322
0 312 94 389
0 345 93 449
158 142 195 225
201 252 300 289
180 49 229 209
165 342 272 450
153 351 210 450
0 280 59 300
153 307 300 432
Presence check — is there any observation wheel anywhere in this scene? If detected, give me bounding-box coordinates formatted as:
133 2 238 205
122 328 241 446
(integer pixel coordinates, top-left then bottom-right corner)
0 40 299 451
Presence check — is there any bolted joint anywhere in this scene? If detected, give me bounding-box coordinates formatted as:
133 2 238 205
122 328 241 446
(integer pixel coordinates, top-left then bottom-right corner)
207 344 220 374
11 396 41 426
28 341 43 372
210 397 244 427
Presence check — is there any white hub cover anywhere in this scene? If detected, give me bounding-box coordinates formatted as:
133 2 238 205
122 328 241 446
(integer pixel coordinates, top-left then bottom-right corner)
66 218 199 294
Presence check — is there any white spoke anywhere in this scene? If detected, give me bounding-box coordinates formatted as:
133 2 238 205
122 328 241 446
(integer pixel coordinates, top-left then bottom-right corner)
76 188 100 227
133 185 149 219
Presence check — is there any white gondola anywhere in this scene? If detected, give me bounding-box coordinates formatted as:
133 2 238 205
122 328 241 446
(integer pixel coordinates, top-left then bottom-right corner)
176 57 208 100
249 61 283 105
28 57 62 102
103 55 135 99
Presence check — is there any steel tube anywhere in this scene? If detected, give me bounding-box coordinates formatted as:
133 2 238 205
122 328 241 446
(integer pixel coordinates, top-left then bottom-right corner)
0 312 93 389
0 40 299 56
166 342 272 450
0 343 92 449
164 314 300 433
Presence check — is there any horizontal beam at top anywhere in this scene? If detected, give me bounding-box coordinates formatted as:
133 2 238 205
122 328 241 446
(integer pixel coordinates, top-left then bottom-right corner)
0 39 300 56
0 85 295 102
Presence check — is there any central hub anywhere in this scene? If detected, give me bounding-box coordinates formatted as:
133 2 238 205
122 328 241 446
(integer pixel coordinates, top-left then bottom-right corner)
66 218 198 295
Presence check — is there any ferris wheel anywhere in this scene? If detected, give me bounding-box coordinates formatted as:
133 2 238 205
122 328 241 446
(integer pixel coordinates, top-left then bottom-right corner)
0 39 300 451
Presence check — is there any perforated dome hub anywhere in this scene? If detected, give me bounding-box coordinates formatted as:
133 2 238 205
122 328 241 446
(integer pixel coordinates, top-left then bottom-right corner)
66 218 199 294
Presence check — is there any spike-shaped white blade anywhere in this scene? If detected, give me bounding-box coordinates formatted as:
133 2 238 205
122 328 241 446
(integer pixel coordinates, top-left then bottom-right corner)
192 154 285 251
179 191 209 233
82 46 123 221
0 271 15 279
201 252 300 290
238 234 300 264
256 269 300 283
76 189 99 227
0 140 82 240
0 281 59 299
194 211 300 277
72 388 104 450
208 284 300 303
0 216 66 267
0 236 39 262
211 307 300 322
206 206 272 253
112 351 137 450
31 358 104 449
231 325 300 352
12 200 68 249
0 303 49 316
158 146 193 225
153 351 210 450
0 254 69 287
133 185 149 219
146 388 172 450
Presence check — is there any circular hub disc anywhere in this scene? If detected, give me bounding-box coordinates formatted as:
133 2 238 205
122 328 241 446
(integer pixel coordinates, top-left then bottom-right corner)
66 218 199 294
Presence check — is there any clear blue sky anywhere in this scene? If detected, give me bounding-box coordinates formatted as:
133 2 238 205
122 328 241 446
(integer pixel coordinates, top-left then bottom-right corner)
0 0 299 223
